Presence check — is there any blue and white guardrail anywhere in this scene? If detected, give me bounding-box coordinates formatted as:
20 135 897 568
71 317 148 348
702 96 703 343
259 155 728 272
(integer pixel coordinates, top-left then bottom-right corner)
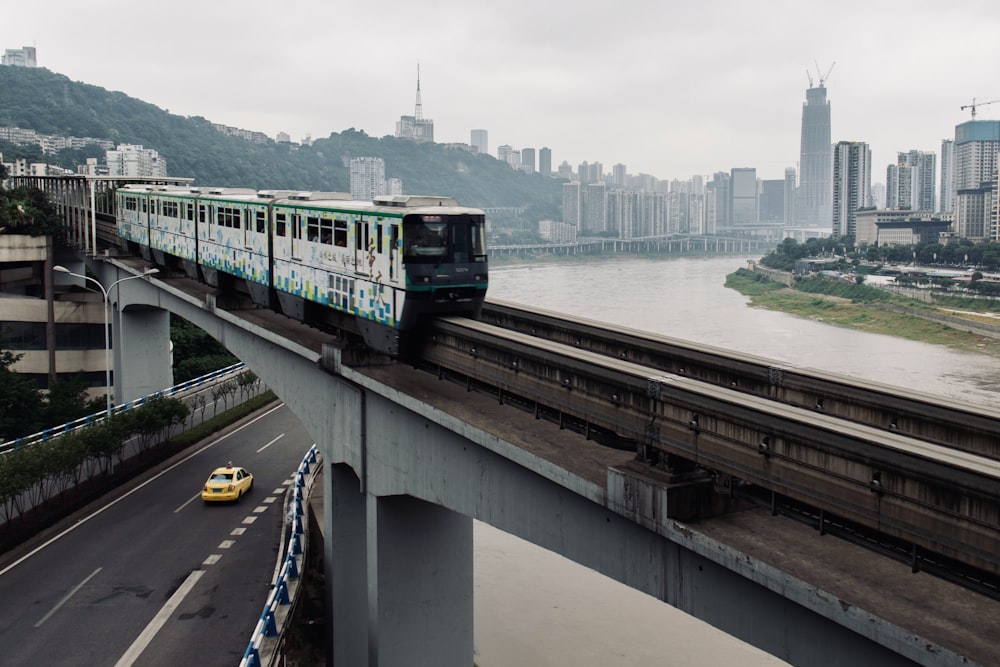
240 444 320 667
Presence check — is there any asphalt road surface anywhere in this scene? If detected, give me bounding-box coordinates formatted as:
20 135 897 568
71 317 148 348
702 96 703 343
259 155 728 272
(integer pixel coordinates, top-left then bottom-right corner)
0 403 313 667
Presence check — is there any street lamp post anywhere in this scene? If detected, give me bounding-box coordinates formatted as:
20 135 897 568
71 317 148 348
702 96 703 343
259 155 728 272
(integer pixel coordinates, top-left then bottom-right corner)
53 265 159 419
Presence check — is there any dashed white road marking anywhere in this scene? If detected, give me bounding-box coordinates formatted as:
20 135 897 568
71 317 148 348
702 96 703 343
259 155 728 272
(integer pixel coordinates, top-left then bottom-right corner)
203 554 222 566
257 433 284 453
218 540 235 549
242 516 258 525
113 569 205 667
35 567 102 628
231 527 246 536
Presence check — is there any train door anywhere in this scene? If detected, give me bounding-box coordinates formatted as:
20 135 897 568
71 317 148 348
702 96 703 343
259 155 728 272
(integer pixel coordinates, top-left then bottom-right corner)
387 219 400 283
354 216 369 275
290 213 302 259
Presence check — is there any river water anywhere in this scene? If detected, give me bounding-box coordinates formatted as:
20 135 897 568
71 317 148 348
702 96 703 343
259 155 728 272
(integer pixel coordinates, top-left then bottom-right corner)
472 255 1000 666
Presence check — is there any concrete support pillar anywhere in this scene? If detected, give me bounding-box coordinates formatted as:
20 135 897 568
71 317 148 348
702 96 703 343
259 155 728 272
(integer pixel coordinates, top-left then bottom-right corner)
367 494 473 667
115 305 171 403
328 462 368 667
327 459 473 667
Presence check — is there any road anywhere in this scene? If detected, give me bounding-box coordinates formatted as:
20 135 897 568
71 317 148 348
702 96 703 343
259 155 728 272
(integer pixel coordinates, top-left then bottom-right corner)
0 403 312 667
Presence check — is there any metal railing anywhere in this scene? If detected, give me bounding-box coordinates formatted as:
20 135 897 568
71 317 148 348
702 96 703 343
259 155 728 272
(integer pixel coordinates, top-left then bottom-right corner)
0 362 248 455
240 444 320 667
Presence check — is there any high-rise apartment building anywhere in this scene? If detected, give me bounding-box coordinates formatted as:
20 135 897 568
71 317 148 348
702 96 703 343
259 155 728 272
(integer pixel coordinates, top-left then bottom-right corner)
783 167 797 225
952 120 1000 241
832 141 872 239
105 144 167 177
582 182 608 235
349 157 387 201
798 81 833 226
471 129 488 155
562 182 581 226
612 163 627 187
497 144 513 164
887 150 935 211
2 46 36 67
939 139 954 213
395 65 434 143
539 147 552 178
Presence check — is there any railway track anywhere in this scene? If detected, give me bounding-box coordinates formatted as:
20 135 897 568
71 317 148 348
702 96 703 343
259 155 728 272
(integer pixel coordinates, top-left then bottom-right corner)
481 299 1000 460
421 315 1000 584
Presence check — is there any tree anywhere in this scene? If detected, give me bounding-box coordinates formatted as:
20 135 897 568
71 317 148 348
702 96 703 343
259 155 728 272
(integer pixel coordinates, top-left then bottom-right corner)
0 343 43 442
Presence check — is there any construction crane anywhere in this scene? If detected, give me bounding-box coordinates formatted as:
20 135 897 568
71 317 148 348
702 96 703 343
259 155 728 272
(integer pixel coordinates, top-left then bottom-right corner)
961 98 1000 119
806 61 836 88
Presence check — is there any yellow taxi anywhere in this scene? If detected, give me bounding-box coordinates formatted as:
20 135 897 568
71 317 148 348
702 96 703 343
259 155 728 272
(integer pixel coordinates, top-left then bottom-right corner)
201 463 254 503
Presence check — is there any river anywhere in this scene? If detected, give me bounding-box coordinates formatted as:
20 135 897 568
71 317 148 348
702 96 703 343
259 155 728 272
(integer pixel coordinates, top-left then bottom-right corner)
472 255 1000 666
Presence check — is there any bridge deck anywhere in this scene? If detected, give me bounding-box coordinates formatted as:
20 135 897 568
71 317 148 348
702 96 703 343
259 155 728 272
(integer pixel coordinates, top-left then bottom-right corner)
359 361 998 666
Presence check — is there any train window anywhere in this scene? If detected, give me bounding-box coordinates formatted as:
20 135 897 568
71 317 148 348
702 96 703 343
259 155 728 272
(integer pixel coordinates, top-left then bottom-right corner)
375 220 383 254
141 199 148 213
256 210 266 234
292 214 302 240
275 212 287 237
403 219 447 259
320 218 333 245
307 216 320 242
162 201 179 218
186 203 195 221
199 205 207 223
334 219 348 247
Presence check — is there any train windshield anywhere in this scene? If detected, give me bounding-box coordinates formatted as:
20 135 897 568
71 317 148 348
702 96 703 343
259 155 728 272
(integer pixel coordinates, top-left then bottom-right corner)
403 214 487 264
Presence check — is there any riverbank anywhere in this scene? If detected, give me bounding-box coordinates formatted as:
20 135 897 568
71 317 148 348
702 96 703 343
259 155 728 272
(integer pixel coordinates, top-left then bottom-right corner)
725 270 1000 358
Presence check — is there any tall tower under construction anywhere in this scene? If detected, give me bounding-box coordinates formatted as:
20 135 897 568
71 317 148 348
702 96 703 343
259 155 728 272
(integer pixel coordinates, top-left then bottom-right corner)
797 67 833 227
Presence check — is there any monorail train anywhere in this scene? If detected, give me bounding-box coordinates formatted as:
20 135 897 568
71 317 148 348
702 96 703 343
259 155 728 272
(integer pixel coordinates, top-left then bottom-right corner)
114 185 488 357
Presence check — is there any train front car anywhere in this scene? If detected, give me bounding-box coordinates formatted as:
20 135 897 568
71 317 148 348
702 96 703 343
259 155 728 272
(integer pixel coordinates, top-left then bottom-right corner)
388 196 488 351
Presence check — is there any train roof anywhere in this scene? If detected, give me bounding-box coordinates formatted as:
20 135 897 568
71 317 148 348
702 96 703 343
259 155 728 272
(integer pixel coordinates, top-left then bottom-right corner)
117 185 483 214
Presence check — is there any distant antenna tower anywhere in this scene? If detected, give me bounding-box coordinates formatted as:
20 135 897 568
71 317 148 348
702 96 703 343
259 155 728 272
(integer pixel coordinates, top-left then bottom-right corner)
414 63 423 121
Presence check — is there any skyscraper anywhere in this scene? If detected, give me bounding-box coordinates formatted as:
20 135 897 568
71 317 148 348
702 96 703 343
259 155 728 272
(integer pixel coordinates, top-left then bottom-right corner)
729 167 758 225
520 148 536 173
798 77 832 227
952 120 1000 240
539 147 552 178
832 141 872 240
939 139 954 213
471 129 488 155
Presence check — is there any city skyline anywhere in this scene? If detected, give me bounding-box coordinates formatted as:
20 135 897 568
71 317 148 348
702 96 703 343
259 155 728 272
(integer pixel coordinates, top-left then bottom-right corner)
3 1 999 184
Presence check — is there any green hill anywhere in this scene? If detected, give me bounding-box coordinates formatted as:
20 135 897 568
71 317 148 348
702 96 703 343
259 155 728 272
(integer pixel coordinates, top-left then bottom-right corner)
0 66 562 217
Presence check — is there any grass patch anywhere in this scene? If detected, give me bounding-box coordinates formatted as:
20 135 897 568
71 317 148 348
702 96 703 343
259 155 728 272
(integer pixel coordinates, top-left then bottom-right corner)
728 271 1000 357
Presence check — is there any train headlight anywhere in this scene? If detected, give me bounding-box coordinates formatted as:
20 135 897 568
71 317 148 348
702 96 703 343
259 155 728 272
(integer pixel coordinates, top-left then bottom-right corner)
422 276 431 284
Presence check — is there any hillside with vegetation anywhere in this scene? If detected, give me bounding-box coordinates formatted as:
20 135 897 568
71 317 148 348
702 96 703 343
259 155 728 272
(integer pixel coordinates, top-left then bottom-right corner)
0 66 563 223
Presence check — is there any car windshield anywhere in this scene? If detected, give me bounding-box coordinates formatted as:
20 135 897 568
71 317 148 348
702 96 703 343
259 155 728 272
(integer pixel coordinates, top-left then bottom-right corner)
211 473 233 482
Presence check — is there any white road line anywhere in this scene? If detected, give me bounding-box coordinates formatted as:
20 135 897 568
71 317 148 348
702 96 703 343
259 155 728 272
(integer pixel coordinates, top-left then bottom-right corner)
241 516 258 525
0 403 286 578
34 567 102 628
113 569 205 667
218 540 235 549
203 555 222 566
174 492 203 514
252 506 267 514
257 433 284 453
230 527 246 536
263 496 277 504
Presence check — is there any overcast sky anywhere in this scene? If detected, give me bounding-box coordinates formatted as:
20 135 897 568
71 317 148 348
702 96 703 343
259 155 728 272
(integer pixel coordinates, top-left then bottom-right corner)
5 1 999 183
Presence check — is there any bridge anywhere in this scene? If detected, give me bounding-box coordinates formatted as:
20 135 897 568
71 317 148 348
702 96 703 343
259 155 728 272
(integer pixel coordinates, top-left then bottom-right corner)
8 175 1000 666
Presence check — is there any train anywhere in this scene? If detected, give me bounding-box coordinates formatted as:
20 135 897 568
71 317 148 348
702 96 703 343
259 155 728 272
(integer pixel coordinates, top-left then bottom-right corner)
114 184 488 357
